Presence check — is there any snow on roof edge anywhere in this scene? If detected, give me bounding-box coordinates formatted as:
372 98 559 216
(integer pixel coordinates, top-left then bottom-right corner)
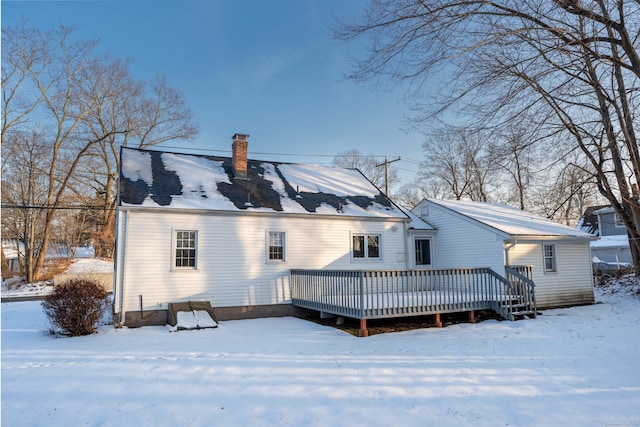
425 199 597 240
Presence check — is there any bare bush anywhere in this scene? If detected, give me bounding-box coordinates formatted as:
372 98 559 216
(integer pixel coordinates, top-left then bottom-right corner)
42 279 110 336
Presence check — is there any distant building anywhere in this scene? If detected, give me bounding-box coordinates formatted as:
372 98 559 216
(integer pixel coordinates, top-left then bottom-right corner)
577 205 633 272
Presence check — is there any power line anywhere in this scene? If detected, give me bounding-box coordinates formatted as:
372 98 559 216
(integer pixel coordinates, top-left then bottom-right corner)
1 204 115 211
154 145 403 160
402 158 423 165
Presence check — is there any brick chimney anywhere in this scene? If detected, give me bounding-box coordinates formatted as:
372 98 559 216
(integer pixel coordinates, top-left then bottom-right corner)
231 133 249 179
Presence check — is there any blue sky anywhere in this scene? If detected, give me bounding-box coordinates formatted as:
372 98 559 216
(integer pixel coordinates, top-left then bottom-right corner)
2 0 425 188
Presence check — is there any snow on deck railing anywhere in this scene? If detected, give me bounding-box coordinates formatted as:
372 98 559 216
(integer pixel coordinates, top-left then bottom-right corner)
291 268 527 320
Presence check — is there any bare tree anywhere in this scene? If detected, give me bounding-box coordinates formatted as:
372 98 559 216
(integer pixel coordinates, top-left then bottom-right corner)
393 183 427 209
79 62 198 257
1 22 199 280
490 126 540 211
337 0 640 273
530 158 602 226
420 129 497 201
333 148 398 190
1 130 50 282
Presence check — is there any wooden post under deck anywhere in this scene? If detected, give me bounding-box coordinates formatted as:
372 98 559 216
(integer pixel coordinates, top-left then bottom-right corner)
434 313 443 328
359 319 368 337
468 310 476 324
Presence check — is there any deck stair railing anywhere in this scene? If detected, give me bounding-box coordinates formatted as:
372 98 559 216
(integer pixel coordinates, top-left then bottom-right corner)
291 267 535 322
503 265 537 319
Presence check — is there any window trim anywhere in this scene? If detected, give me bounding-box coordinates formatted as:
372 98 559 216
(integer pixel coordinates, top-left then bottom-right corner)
414 237 432 267
267 230 286 263
351 233 382 262
614 212 625 228
542 243 557 273
172 229 198 271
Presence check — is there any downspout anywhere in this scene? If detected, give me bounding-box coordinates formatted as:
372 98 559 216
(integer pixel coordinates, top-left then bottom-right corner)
114 146 128 327
118 211 129 327
403 220 411 270
587 240 595 295
112 146 123 326
504 239 517 269
120 211 131 326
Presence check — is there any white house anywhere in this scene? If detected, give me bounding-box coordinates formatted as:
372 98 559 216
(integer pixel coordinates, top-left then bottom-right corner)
113 134 415 326
113 134 598 328
411 199 598 309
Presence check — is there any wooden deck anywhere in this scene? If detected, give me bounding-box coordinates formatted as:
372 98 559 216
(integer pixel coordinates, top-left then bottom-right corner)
291 266 536 336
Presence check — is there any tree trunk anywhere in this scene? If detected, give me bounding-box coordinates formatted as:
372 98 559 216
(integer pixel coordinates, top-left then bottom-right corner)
1 248 11 279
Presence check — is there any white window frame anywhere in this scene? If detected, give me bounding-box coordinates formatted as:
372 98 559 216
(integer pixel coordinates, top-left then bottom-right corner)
172 229 198 271
414 237 432 267
267 231 286 263
543 243 557 273
614 212 625 228
351 233 382 261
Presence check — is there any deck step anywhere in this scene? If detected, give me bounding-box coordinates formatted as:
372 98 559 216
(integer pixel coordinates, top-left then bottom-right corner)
512 311 536 319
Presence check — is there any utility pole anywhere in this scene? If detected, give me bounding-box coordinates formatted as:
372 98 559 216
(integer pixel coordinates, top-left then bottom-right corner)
376 156 401 196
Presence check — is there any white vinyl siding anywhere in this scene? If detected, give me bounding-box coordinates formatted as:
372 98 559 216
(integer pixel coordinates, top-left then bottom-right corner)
506 241 594 309
413 200 595 310
416 201 506 272
115 210 407 314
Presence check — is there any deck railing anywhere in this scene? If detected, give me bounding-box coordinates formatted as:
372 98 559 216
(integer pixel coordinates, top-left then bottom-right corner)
291 267 530 321
504 265 537 318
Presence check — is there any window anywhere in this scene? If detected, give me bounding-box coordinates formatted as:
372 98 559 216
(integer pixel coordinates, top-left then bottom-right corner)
615 212 625 228
352 234 380 260
268 231 285 261
543 243 556 273
175 230 197 269
415 239 431 266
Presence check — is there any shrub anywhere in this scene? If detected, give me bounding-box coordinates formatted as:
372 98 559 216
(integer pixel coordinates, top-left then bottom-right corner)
42 279 110 336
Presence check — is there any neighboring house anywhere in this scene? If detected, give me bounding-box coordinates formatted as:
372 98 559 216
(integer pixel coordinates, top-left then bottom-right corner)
577 205 633 270
411 199 597 309
575 205 609 236
1 239 87 274
114 134 414 326
2 239 24 273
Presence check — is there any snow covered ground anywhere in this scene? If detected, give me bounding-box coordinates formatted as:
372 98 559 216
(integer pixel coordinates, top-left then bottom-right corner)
1 258 113 298
2 270 640 426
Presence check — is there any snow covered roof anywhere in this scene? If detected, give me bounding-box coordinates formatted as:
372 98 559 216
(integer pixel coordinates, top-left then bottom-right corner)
426 199 597 240
593 206 616 215
576 205 609 235
402 208 435 231
118 147 408 219
590 234 629 249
